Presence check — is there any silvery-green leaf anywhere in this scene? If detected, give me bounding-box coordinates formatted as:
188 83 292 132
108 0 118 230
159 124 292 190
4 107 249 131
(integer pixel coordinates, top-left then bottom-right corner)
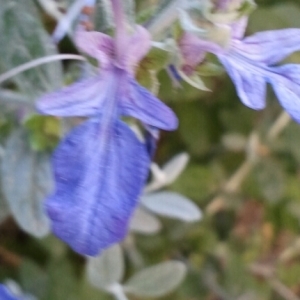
195 61 223 77
136 5 156 24
1 129 51 237
94 0 114 31
205 0 256 24
162 152 190 184
130 207 161 234
36 0 64 21
123 0 135 26
0 89 31 104
0 0 62 98
147 0 185 38
178 9 207 36
124 261 187 297
177 69 209 91
141 192 202 222
95 0 135 32
87 244 124 291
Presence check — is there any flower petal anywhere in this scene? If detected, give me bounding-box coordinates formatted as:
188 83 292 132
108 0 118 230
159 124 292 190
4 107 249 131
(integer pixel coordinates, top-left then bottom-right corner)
36 75 108 117
231 16 248 40
180 33 223 63
46 118 150 256
272 64 300 86
0 284 21 300
75 30 114 69
219 56 266 109
123 26 151 73
179 33 207 70
235 29 300 65
269 66 300 123
120 76 178 131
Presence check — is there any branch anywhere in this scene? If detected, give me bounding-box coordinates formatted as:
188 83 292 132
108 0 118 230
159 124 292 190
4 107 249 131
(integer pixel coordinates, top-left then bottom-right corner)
206 111 291 215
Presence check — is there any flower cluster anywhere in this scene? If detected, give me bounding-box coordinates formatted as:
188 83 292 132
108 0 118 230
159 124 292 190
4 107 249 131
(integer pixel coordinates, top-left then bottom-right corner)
35 0 300 257
179 0 300 122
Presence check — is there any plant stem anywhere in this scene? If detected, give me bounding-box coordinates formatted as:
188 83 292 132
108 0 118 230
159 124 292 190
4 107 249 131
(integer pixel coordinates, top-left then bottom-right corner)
147 0 184 38
0 54 86 85
109 284 129 300
206 111 291 215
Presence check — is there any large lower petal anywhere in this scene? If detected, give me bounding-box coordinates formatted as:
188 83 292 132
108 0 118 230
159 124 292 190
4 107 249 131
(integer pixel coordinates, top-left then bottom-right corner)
234 29 300 65
218 56 266 110
120 76 178 131
36 74 109 117
46 118 150 256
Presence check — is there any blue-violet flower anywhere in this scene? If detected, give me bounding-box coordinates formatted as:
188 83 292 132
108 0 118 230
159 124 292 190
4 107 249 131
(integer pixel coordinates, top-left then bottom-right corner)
37 0 178 256
180 17 300 122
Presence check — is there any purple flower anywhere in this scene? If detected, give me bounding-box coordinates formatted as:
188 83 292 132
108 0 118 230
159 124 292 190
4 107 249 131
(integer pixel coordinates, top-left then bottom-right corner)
0 285 23 300
180 17 300 122
37 0 178 256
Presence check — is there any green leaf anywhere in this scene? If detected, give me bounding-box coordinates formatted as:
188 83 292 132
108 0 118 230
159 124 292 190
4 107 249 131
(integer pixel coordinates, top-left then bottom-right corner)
195 61 224 77
136 42 172 91
1 128 52 237
124 261 187 297
95 0 135 32
206 0 256 24
24 115 61 151
87 245 124 291
0 0 62 98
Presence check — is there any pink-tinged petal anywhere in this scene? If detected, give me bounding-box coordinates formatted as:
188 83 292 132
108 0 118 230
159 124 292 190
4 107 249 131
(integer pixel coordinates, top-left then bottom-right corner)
122 26 151 73
231 16 248 40
216 0 231 10
179 33 207 70
47 118 150 256
234 29 300 65
75 30 114 69
219 56 266 109
37 75 108 117
120 76 178 131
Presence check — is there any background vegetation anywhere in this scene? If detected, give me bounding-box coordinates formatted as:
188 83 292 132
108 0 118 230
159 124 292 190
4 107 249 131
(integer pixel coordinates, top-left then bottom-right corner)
1 0 300 299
